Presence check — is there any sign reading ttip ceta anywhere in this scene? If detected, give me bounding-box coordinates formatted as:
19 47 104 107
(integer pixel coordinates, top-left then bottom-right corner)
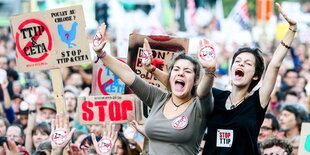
10 5 91 72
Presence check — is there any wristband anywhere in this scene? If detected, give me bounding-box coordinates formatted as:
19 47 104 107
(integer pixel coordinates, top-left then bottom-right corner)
95 51 107 63
280 40 291 49
289 27 297 33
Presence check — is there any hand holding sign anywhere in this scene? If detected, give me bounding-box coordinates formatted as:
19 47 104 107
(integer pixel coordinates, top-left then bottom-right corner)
51 113 76 155
93 23 107 56
198 39 216 74
92 123 118 155
142 38 154 72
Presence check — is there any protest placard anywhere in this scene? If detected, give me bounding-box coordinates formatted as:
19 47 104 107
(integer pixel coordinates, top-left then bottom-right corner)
10 5 91 72
127 34 189 120
91 57 126 96
127 34 189 90
298 123 310 154
77 95 142 125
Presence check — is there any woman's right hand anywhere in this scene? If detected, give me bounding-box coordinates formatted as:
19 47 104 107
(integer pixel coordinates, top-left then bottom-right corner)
93 23 107 55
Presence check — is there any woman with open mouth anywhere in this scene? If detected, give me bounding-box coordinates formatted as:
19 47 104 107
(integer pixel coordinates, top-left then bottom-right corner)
145 3 297 155
92 23 216 154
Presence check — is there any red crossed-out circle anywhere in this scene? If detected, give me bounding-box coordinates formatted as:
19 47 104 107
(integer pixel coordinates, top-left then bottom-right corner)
15 19 52 62
97 58 126 95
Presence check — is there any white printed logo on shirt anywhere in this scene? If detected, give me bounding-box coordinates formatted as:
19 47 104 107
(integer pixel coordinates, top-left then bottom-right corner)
172 116 188 129
216 129 233 147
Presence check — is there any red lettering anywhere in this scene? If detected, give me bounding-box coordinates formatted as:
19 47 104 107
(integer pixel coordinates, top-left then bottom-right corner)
220 132 223 138
82 101 94 121
95 101 107 122
226 133 230 138
109 101 121 121
121 100 133 120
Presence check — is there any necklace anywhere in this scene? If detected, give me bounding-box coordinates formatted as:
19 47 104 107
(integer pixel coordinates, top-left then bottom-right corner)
229 94 247 110
171 97 192 111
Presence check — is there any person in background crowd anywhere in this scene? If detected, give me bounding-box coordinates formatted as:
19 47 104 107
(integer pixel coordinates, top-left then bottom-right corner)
1 79 15 124
0 55 8 70
33 140 52 155
258 113 280 144
64 87 78 119
290 136 300 155
277 69 299 101
278 103 308 140
0 116 9 136
6 123 25 146
71 129 87 149
260 137 293 155
39 101 56 123
25 121 51 152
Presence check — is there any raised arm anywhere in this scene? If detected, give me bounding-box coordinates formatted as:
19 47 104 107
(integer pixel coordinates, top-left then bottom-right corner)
196 39 216 98
93 23 136 86
143 39 169 87
1 79 11 109
259 2 297 108
25 88 38 153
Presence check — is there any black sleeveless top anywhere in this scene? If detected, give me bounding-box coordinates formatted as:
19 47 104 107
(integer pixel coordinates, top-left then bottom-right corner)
202 88 268 155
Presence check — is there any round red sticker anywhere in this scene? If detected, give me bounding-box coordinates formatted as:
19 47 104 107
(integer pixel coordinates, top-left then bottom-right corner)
172 116 188 130
97 58 126 95
199 46 215 61
51 128 67 145
141 50 149 65
93 31 103 47
98 137 113 154
15 19 52 62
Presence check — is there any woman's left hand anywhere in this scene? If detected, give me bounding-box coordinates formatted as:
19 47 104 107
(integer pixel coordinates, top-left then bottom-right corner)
198 39 216 73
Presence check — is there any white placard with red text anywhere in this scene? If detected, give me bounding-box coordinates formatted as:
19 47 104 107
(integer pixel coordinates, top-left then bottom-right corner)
77 95 142 125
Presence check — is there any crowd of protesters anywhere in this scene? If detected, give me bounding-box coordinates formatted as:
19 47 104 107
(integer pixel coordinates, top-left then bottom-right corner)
0 1 309 155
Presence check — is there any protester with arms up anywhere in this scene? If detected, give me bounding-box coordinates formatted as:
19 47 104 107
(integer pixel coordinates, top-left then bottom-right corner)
92 23 215 154
145 3 297 155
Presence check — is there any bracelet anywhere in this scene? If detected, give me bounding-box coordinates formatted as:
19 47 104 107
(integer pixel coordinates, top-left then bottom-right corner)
289 27 297 33
280 40 291 49
94 51 107 63
150 65 156 73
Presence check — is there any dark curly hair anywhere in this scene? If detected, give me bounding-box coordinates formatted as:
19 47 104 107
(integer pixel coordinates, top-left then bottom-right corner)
260 137 293 155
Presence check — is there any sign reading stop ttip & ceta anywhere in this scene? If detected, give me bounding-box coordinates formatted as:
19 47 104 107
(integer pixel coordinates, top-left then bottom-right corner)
10 5 91 72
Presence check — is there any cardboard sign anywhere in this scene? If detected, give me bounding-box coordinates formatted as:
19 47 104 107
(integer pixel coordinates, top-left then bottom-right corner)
91 57 126 96
127 34 189 90
127 34 189 121
10 5 91 72
298 123 310 154
77 95 142 125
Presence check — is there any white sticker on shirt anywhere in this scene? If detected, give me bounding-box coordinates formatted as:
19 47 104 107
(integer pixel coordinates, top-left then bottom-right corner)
172 116 188 129
216 129 233 147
